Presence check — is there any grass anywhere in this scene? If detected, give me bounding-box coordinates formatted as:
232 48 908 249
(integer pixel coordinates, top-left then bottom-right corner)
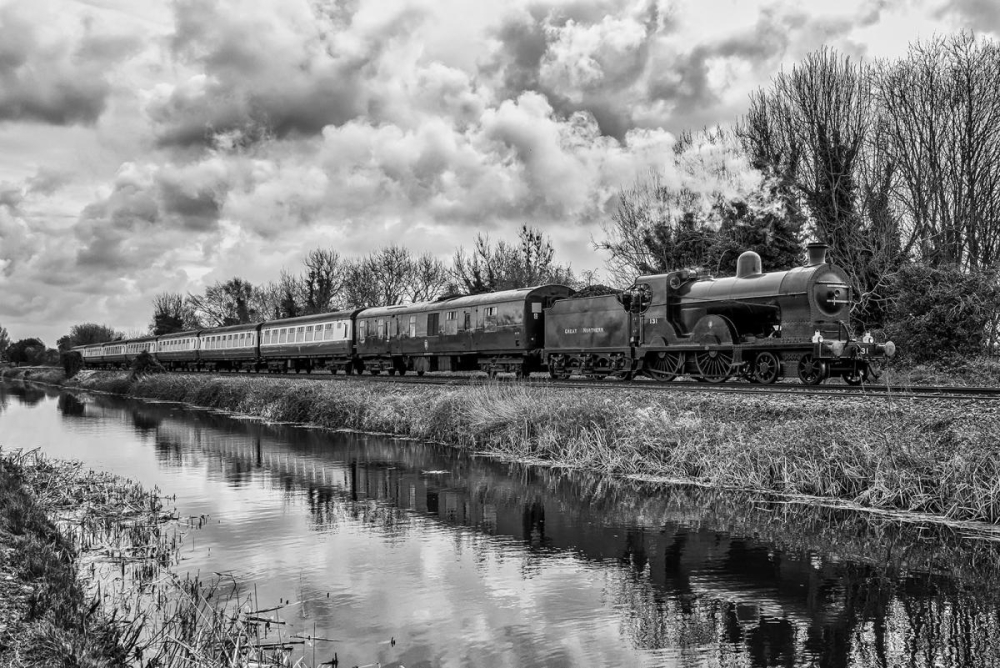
33 369 1000 524
0 449 134 667
0 448 334 668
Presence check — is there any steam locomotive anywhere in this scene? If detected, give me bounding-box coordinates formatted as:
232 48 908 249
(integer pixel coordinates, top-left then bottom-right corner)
73 243 894 385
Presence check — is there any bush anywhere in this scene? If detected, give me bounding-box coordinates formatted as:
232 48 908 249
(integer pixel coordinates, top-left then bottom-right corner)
884 263 1000 364
61 351 83 379
128 351 165 381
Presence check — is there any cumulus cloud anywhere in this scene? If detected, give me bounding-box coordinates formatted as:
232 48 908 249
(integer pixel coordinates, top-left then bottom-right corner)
74 161 227 271
0 0 140 126
145 0 432 147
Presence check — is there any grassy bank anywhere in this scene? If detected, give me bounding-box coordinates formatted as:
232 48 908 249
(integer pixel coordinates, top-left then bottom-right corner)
0 450 128 666
0 448 335 668
3 367 988 524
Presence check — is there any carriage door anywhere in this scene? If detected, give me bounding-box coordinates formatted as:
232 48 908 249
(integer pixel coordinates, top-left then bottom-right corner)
463 311 472 351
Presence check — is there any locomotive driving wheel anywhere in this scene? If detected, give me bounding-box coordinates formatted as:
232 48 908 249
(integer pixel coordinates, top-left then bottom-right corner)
694 348 734 383
751 351 780 385
644 351 684 381
797 354 829 385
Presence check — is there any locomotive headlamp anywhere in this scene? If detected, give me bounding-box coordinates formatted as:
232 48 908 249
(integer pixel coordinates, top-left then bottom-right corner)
862 332 874 343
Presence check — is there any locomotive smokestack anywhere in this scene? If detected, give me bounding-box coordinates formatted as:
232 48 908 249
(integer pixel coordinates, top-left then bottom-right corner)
806 243 829 266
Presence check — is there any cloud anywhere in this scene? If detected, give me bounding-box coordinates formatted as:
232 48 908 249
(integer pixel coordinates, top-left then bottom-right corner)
74 161 227 271
0 0 140 126
146 0 431 147
937 0 1000 32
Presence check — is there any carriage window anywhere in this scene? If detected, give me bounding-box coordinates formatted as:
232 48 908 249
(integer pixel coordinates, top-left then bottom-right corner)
408 315 417 338
463 312 471 331
358 320 367 342
427 313 439 336
484 306 498 332
296 327 304 342
305 326 314 342
377 320 385 339
324 323 334 341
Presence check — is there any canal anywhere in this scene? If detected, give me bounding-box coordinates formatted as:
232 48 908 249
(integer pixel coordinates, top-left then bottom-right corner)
2 379 1000 667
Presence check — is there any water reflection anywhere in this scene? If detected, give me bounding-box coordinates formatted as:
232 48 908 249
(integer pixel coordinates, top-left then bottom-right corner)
4 381 1000 667
2 379 47 406
57 392 86 416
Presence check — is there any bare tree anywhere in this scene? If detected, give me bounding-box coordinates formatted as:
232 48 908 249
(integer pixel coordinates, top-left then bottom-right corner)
278 270 302 318
302 248 344 314
406 252 450 303
343 246 412 308
0 324 9 360
452 225 574 293
595 172 673 286
875 33 1000 269
739 47 903 326
150 292 199 334
187 277 260 326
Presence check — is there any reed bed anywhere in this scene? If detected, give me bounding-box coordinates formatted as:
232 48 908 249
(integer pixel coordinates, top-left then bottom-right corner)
56 371 1000 524
0 448 336 667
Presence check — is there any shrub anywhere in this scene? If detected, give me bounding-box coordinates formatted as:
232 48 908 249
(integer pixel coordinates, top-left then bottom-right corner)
61 351 83 378
884 263 1000 365
128 351 165 381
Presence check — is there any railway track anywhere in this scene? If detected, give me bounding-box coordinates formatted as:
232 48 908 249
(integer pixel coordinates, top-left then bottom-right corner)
166 369 1000 401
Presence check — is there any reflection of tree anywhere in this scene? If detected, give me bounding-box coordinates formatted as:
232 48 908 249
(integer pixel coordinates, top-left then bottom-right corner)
131 408 162 432
5 381 45 406
57 392 86 417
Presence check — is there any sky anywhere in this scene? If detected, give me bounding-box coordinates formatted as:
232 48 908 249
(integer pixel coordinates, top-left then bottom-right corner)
0 0 997 345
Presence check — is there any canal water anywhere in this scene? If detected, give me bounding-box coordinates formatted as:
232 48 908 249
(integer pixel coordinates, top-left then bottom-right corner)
2 380 1000 667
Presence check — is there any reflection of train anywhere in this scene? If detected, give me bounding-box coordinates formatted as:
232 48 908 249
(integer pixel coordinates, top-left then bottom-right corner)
73 244 894 384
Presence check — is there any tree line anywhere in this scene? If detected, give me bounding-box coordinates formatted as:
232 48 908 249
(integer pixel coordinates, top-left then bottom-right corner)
599 33 1000 360
151 225 579 334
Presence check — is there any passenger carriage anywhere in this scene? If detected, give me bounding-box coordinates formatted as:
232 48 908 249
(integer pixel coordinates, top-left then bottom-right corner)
101 340 128 368
259 310 362 374
197 323 261 371
355 285 574 377
124 336 157 365
73 343 107 369
154 330 201 370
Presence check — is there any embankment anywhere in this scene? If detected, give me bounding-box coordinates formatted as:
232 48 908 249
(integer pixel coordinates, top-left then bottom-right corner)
5 366 1000 524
